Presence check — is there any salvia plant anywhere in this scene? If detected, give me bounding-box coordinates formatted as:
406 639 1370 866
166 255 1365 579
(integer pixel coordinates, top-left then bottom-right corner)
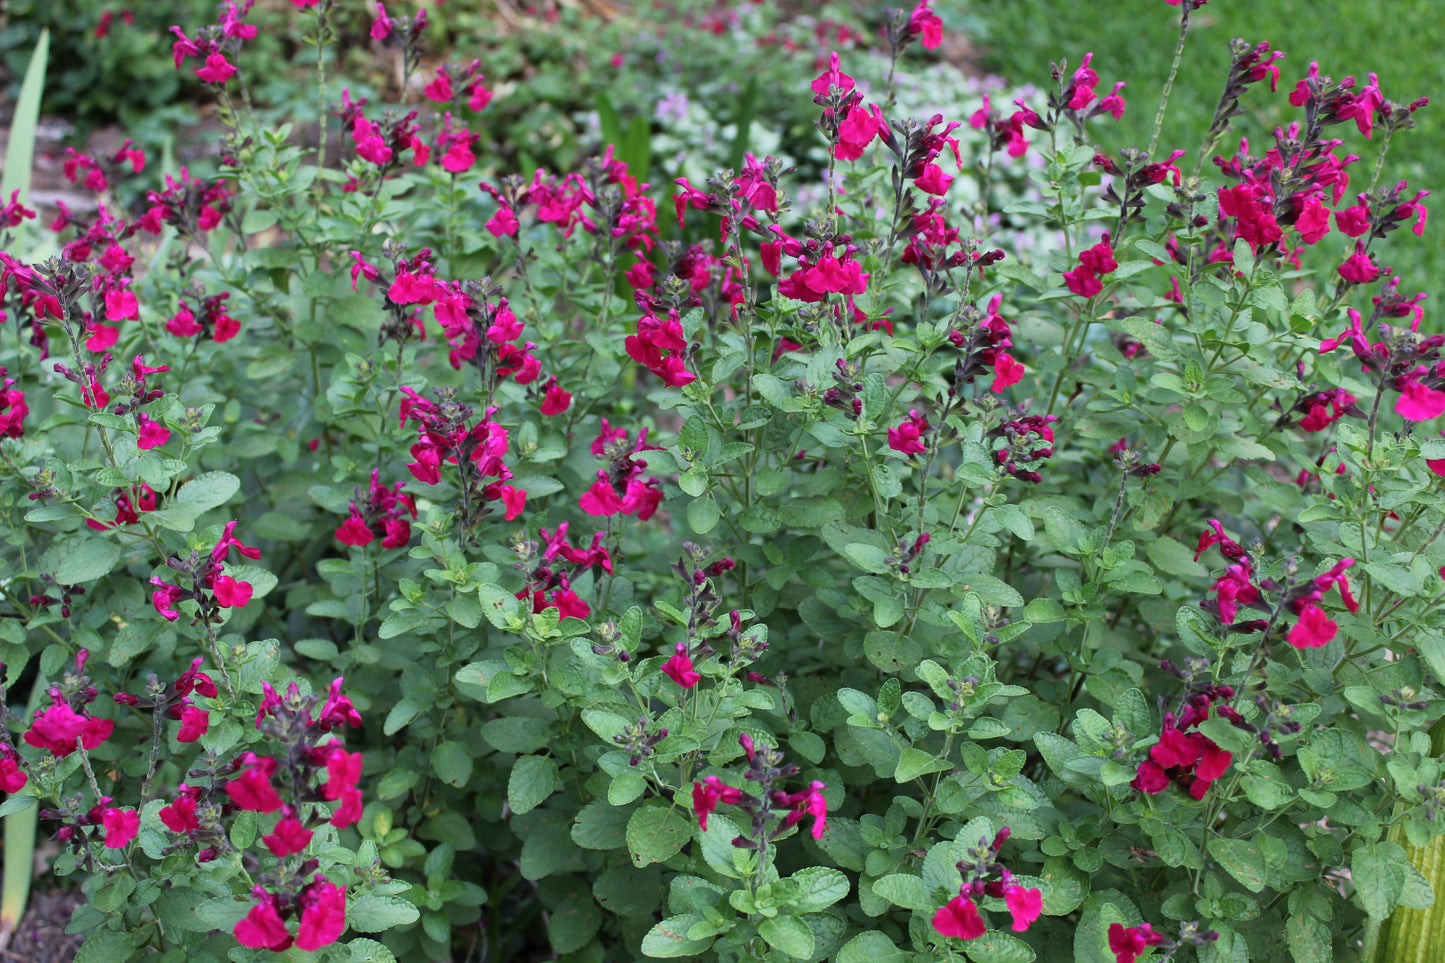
0 0 1440 961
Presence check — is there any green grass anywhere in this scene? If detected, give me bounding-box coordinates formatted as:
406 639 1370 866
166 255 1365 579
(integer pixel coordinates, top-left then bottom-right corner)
963 0 1445 315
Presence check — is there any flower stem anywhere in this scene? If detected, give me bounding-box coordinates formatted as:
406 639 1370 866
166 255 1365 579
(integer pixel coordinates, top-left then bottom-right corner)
1149 6 1191 158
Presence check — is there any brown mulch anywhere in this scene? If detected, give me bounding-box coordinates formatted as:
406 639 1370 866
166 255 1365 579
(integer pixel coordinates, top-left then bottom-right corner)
0 889 84 963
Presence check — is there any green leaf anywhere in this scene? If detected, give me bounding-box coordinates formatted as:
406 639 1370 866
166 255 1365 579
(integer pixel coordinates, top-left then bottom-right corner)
174 471 241 513
871 873 932 911
1024 597 1067 623
894 748 951 782
992 503 1036 541
53 537 121 584
759 914 814 959
627 802 691 867
572 800 631 850
194 897 249 931
843 543 890 574
965 930 1037 963
1351 843 1405 919
383 697 425 735
0 29 48 204
1207 837 1268 893
778 499 843 529
348 938 399 963
788 867 849 913
480 717 550 755
699 813 743 879
0 794 36 817
641 914 714 957
72 930 133 963
688 494 720 534
508 756 559 815
545 880 602 954
582 767 633 809
836 931 907 963
348 893 421 932
431 741 473 788
958 573 1025 608
230 810 257 850
1286 913 1331 963
1146 537 1206 578
1416 634 1445 681
593 865 665 918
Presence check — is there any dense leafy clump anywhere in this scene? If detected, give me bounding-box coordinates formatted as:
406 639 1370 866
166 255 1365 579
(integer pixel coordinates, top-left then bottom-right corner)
0 2 1440 962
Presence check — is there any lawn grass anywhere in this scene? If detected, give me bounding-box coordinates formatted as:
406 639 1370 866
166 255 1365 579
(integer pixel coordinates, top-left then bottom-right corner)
961 0 1445 314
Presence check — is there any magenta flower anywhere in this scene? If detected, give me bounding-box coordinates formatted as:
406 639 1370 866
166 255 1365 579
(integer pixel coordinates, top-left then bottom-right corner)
932 895 986 940
1338 245 1381 284
779 780 829 839
540 377 572 416
0 749 26 794
692 775 743 830
662 642 701 688
104 288 139 321
1003 884 1043 932
24 698 113 757
100 807 139 848
992 353 1025 392
262 814 314 857
835 103 885 161
1109 923 1167 963
1193 519 1246 562
1288 601 1338 649
160 794 200 833
1064 266 1103 297
227 758 284 812
194 53 237 84
370 2 392 40
136 413 170 450
423 70 453 103
915 162 954 195
811 51 855 96
295 876 347 951
888 409 930 454
335 512 374 546
211 575 253 608
150 577 185 621
176 705 209 743
1395 375 1445 421
907 0 943 49
318 677 364 731
235 888 293 951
